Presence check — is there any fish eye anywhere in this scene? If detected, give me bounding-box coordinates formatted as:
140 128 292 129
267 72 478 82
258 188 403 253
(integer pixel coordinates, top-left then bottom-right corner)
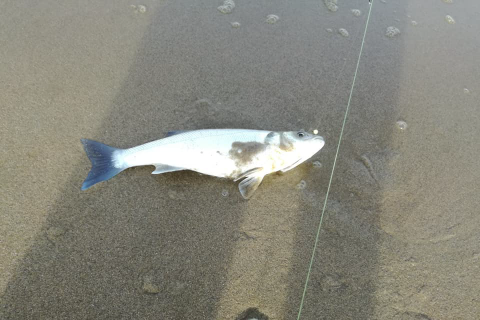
297 131 305 138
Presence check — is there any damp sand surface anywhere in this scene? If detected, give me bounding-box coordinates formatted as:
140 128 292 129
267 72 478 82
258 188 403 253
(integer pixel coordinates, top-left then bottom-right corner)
1 0 480 319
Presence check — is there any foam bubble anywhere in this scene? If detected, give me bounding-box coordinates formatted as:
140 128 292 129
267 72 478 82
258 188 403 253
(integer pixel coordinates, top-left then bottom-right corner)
266 14 279 24
218 5 233 14
386 26 401 38
411 20 418 26
326 28 333 33
443 0 453 3
222 190 229 197
218 0 235 14
131 4 146 13
396 120 408 130
313 129 319 135
324 0 338 12
338 28 349 37
351 9 361 17
313 161 322 168
445 15 455 24
464 88 470 94
231 22 241 28
296 180 307 190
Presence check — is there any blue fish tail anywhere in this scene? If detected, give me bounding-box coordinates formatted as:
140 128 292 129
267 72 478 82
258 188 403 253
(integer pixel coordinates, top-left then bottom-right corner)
80 139 125 190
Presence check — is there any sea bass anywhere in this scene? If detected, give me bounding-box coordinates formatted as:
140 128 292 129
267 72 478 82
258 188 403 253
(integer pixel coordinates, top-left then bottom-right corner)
81 129 325 199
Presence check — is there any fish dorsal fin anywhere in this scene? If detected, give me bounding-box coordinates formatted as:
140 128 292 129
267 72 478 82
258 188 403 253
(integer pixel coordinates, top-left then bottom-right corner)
152 164 184 174
264 131 279 145
165 130 189 137
236 167 265 199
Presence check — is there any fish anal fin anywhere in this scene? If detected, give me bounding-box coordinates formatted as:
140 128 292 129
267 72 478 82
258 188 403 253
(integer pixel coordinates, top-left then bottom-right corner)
152 164 184 174
238 174 265 199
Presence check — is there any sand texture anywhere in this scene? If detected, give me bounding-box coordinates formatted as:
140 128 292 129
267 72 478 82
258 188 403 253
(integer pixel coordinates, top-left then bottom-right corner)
1 0 479 319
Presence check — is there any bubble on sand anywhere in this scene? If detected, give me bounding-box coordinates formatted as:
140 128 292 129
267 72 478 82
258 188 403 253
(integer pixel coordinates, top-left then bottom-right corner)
313 161 322 168
218 5 233 14
326 28 333 33
131 4 146 13
218 0 235 14
231 21 241 28
411 20 418 26
464 88 470 94
321 274 345 292
222 189 229 197
396 120 408 130
296 180 307 190
46 226 66 242
443 0 453 3
386 26 401 38
324 0 338 12
445 15 455 24
351 9 361 17
142 275 160 294
143 283 159 294
168 190 186 200
313 129 319 135
338 28 349 37
266 14 279 24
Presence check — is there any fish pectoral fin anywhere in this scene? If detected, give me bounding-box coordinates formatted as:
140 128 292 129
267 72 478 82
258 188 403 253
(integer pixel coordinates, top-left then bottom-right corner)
234 167 263 182
281 159 302 172
238 174 265 199
236 168 265 199
152 164 184 174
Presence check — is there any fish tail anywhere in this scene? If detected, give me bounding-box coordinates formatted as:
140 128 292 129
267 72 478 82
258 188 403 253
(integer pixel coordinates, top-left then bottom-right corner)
80 139 126 190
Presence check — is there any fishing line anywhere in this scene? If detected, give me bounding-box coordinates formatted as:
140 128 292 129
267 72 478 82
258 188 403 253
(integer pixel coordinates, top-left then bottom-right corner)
296 1 374 319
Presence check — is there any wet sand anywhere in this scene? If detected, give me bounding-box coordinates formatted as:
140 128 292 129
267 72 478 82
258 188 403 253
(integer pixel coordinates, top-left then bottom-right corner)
1 0 479 319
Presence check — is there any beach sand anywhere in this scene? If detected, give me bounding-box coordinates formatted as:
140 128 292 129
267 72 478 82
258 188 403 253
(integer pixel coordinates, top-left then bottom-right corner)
1 0 479 319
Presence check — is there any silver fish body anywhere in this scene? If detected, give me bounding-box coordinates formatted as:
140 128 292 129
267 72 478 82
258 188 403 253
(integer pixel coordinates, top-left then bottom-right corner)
81 129 324 199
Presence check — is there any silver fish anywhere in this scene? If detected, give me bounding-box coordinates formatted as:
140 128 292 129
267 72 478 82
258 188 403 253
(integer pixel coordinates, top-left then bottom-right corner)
81 129 325 199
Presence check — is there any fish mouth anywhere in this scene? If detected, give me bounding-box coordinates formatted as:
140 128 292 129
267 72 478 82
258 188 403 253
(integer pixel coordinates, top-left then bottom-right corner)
314 136 325 150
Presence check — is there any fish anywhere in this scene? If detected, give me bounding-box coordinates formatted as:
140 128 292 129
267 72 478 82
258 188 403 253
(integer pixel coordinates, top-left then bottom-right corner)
80 129 325 199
